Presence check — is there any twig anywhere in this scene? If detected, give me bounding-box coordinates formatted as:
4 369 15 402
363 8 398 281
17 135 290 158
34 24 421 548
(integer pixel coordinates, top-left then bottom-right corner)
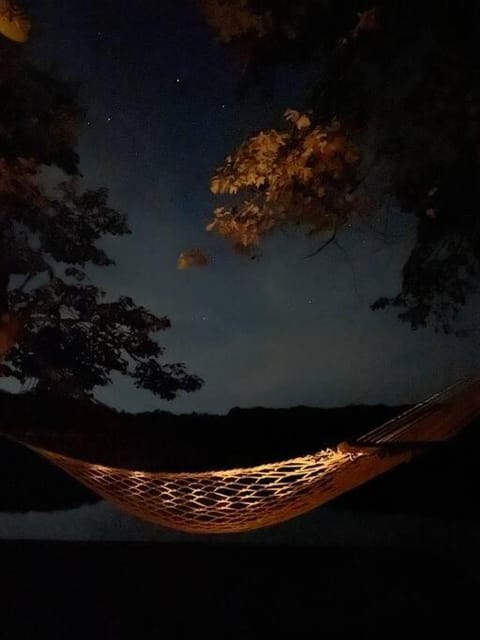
302 231 337 259
17 272 35 293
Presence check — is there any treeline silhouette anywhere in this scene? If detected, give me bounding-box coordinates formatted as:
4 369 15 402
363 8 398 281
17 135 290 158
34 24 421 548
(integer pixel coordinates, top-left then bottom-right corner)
0 390 405 471
0 390 478 519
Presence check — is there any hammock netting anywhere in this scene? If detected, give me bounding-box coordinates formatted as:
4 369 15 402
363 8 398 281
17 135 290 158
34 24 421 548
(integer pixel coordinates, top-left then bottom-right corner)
24 378 480 534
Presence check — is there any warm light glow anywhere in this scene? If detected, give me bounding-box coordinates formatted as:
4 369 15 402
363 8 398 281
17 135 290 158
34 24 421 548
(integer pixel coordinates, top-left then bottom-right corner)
25 379 480 534
0 1 31 43
177 249 209 270
32 446 365 534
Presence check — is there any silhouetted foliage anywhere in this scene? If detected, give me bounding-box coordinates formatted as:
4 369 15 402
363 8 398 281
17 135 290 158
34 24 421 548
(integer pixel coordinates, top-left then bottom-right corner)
0 39 202 398
201 0 480 332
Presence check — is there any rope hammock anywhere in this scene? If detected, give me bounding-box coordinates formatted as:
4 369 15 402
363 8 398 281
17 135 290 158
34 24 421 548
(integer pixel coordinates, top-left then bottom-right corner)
0 1 30 43
20 377 480 534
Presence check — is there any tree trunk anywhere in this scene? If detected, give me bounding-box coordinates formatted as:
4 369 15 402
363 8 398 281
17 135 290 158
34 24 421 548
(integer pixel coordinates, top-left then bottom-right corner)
0 255 20 358
0 255 8 315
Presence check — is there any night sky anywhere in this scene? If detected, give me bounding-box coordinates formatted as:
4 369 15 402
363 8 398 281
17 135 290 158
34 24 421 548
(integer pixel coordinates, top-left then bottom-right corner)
18 0 480 414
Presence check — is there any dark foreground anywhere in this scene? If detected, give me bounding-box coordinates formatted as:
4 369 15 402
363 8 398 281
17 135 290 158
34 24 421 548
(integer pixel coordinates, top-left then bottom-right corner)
2 541 479 639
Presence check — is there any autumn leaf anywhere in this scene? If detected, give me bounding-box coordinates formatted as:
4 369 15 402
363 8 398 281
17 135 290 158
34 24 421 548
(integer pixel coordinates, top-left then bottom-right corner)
177 249 209 270
0 0 31 43
200 0 269 43
285 110 311 130
206 111 363 251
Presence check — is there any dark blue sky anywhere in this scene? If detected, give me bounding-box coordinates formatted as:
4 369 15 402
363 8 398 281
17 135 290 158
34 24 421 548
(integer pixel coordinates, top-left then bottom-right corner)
16 0 480 413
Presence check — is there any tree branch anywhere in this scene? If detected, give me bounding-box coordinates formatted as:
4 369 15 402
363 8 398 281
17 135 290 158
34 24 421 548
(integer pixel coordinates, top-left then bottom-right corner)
303 215 339 259
302 231 337 258
348 142 387 196
17 272 35 293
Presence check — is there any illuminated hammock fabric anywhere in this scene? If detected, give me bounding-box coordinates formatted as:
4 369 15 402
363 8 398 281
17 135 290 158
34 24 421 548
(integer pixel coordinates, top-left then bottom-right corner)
0 0 30 43
28 378 480 533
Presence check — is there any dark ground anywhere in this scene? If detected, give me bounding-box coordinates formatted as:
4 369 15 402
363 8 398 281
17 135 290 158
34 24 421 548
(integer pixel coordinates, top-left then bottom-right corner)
2 540 479 639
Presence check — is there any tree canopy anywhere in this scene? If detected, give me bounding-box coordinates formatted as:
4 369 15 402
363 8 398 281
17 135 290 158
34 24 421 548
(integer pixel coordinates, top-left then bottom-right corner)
200 0 480 332
0 36 202 399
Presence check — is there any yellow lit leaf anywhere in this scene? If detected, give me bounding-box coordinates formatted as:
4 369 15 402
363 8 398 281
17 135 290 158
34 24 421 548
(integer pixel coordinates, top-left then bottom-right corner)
177 249 209 270
296 114 311 130
0 1 31 43
284 109 300 124
206 111 362 252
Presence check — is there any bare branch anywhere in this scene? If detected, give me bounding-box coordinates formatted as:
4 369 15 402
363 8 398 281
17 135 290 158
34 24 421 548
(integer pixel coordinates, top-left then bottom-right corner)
17 272 35 293
303 215 340 259
302 231 337 259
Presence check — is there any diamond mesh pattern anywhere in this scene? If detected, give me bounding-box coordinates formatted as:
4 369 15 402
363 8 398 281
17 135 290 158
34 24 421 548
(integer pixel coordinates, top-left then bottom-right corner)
32 446 412 533
25 378 480 533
